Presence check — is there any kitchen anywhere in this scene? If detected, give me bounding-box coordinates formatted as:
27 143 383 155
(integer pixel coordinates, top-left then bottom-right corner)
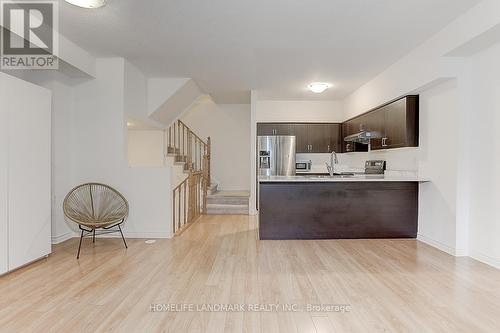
255 95 429 240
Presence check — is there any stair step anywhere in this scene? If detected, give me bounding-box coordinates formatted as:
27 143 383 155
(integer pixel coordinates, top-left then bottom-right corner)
207 196 249 205
206 204 249 215
167 147 180 154
175 155 187 163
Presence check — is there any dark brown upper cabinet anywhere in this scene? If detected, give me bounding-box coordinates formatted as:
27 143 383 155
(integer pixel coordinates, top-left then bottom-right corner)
257 96 418 154
342 95 419 152
368 96 419 150
341 119 369 152
256 123 292 136
258 123 341 153
328 123 342 153
289 123 309 153
291 123 342 153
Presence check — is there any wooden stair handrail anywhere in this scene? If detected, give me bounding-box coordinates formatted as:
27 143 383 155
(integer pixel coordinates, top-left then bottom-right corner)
168 118 211 235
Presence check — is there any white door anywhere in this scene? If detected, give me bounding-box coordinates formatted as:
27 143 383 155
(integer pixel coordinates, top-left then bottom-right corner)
6 74 52 271
0 75 9 275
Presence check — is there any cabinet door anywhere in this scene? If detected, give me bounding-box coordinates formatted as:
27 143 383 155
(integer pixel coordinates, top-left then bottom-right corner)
363 109 385 150
329 124 342 153
7 77 51 271
342 119 368 152
341 121 355 152
257 123 275 136
290 124 309 153
308 124 331 153
257 123 292 136
0 76 8 275
274 123 292 136
383 98 408 149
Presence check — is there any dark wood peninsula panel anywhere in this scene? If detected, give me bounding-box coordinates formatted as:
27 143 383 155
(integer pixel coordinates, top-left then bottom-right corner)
259 181 418 240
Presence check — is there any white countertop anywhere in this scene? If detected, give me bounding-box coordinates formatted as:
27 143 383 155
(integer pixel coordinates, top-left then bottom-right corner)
259 174 430 183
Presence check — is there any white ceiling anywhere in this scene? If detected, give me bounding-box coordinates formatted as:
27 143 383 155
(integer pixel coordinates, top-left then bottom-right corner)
59 0 480 103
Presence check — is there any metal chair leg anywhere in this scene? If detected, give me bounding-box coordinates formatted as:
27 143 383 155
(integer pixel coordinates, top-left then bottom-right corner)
118 224 128 249
77 230 84 259
92 229 96 243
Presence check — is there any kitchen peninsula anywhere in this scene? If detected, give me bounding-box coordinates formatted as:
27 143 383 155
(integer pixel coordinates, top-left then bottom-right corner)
258 175 428 240
256 95 427 240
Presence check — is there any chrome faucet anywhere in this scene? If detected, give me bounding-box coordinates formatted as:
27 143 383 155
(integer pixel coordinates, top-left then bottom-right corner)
325 151 338 176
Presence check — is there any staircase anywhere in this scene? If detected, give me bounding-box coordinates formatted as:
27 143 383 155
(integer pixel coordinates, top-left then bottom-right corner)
168 120 211 235
206 190 249 215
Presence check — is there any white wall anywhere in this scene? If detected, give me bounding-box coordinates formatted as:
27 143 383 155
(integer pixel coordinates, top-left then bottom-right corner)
256 100 343 122
127 130 164 167
69 58 172 238
48 80 76 243
417 80 460 254
147 78 190 114
0 74 8 273
334 0 500 266
6 59 177 242
466 43 500 267
182 99 251 191
297 148 420 175
124 63 164 129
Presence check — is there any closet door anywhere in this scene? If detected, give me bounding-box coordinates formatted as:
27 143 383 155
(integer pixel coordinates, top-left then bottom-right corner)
7 75 51 271
0 76 8 275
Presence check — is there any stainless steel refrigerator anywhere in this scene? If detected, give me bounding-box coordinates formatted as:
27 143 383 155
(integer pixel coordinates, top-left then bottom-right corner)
257 136 296 176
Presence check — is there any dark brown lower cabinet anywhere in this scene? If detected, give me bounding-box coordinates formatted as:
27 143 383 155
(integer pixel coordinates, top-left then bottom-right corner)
259 181 418 240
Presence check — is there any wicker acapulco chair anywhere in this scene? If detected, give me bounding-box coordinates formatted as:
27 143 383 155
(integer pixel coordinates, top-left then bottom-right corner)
63 183 129 259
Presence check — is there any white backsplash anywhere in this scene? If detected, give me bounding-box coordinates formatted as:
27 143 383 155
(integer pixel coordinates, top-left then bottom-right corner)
297 147 419 174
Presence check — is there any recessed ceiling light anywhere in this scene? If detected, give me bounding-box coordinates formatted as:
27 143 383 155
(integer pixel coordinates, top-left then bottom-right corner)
65 0 106 9
308 82 331 94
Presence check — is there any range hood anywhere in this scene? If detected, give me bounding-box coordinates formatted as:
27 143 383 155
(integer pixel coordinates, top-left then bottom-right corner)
344 131 382 143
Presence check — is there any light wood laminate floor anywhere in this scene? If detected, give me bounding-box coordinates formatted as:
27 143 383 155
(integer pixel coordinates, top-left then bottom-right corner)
1 215 500 332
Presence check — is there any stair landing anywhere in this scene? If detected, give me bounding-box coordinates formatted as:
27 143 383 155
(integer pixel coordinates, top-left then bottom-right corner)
206 190 249 215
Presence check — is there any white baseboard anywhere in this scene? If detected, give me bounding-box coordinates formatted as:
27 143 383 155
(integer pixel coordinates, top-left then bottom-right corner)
52 231 173 243
470 251 500 270
93 231 173 239
52 231 77 244
417 234 458 256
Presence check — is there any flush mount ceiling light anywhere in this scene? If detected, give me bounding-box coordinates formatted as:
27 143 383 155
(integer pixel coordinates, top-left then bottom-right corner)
65 0 106 9
308 82 331 94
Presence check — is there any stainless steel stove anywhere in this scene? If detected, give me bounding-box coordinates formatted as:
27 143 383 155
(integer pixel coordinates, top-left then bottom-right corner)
365 160 386 174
